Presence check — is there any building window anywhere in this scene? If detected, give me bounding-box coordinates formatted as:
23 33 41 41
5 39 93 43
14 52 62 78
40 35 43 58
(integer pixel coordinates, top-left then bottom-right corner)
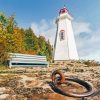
59 30 65 41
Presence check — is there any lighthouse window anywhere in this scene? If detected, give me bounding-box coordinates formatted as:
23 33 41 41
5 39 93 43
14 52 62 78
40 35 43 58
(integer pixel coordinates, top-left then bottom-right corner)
60 31 65 40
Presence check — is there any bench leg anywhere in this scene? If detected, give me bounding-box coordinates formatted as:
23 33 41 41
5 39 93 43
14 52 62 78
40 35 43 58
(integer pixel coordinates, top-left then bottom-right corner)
82 97 85 100
47 63 49 67
9 61 12 68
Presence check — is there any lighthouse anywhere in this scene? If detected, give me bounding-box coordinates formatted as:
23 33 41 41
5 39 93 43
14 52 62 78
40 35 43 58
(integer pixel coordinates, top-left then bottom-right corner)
53 7 79 62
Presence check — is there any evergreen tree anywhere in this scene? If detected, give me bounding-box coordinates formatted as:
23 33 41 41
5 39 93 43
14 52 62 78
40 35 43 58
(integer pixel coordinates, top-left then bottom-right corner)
24 28 34 50
0 13 8 29
38 36 46 56
46 40 52 61
6 15 17 34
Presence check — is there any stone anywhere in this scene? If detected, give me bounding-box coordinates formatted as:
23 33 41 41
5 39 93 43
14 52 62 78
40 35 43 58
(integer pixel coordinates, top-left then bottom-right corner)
0 94 9 99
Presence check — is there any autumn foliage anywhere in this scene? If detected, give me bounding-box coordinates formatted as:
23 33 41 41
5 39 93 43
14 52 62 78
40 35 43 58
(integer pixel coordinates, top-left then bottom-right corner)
0 12 52 65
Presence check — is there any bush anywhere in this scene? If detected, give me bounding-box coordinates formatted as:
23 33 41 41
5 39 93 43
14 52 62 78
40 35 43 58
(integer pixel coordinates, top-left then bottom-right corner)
82 60 100 66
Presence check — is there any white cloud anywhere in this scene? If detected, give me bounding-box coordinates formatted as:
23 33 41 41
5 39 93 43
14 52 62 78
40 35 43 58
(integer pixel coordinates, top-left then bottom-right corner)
73 21 100 61
31 19 56 45
31 19 49 35
31 19 100 61
72 21 92 51
73 21 91 35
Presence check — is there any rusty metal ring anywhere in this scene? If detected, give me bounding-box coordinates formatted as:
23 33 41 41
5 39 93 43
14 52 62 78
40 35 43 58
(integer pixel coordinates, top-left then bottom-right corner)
51 70 94 98
51 70 65 84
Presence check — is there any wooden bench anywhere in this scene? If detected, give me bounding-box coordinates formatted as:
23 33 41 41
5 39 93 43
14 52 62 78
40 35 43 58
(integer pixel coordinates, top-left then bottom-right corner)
8 53 49 68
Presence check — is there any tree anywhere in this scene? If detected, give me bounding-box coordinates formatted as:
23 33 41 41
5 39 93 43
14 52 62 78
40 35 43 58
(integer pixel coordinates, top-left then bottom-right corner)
13 28 26 53
38 36 47 56
45 40 53 61
24 28 34 50
0 29 7 64
0 13 17 64
24 28 40 54
6 14 17 34
0 13 8 29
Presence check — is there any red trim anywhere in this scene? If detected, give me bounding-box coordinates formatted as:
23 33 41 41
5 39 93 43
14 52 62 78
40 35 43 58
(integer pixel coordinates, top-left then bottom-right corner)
60 30 65 32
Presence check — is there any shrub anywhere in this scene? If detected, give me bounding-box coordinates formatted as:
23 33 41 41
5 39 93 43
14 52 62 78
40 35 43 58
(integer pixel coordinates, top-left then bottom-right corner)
82 60 100 66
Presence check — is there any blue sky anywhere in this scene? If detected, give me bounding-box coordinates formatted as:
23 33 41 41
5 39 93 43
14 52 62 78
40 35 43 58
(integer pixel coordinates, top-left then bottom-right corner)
0 0 100 29
0 0 100 61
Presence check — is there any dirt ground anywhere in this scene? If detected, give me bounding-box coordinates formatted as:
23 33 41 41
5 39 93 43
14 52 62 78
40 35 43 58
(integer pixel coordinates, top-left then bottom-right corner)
0 61 100 100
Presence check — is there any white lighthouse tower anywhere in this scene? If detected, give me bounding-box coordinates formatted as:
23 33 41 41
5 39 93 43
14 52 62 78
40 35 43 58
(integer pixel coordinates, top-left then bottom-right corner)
53 7 79 62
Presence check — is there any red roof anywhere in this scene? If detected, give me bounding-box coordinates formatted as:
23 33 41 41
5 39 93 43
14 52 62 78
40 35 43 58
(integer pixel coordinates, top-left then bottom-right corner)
59 7 69 14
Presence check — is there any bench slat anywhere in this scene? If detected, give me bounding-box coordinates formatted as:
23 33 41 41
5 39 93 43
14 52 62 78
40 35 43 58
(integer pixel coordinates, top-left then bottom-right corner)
9 56 46 59
9 53 46 58
9 58 47 61
10 61 48 64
